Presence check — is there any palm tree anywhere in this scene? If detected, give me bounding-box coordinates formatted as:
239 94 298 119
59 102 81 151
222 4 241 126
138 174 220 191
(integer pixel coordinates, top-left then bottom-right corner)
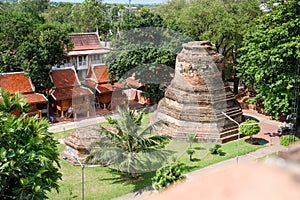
87 106 172 177
0 88 31 113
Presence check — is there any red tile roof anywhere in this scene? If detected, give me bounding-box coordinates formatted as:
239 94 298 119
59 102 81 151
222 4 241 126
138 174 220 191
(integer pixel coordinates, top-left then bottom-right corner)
69 33 101 51
125 77 143 89
97 83 113 94
51 68 80 88
50 67 93 101
93 65 109 83
51 87 93 101
0 72 47 104
0 72 34 94
82 79 97 90
24 93 47 104
83 65 113 94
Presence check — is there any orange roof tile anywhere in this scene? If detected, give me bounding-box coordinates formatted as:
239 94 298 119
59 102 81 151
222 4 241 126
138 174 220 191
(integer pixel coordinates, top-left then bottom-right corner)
51 87 93 101
97 83 113 94
69 33 101 51
50 68 80 88
0 72 34 94
83 65 114 94
0 72 47 104
24 93 47 104
93 65 109 83
50 67 93 101
82 79 97 90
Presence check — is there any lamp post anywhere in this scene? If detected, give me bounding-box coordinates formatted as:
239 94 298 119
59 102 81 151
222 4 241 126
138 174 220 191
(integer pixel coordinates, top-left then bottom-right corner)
67 146 84 200
221 112 259 164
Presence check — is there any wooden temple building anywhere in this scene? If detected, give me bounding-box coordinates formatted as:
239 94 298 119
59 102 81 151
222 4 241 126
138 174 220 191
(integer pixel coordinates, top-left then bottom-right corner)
0 72 47 117
82 64 113 110
50 67 94 120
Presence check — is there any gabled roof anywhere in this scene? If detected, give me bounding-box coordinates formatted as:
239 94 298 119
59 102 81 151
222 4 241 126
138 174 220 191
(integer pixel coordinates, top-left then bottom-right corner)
51 87 93 101
24 93 47 104
83 65 113 94
125 77 143 89
50 67 81 88
50 67 93 101
86 64 110 84
0 72 34 94
0 72 47 104
69 33 101 51
97 83 113 94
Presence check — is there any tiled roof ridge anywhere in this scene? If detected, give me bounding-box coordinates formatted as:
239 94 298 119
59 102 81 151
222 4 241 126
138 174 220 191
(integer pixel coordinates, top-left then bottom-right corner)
69 32 98 36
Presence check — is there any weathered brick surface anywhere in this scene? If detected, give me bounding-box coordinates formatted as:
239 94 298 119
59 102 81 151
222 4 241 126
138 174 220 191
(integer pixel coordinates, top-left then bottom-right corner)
157 41 243 143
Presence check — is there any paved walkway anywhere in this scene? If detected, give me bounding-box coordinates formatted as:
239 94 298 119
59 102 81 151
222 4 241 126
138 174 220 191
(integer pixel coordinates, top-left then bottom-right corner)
48 109 287 200
48 113 118 133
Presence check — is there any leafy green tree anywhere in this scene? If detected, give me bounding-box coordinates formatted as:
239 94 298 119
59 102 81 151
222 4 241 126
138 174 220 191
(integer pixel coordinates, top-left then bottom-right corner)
87 106 171 177
105 8 190 100
17 0 50 15
0 7 72 93
0 10 43 57
42 3 74 25
71 0 105 33
159 0 262 58
239 119 260 142
154 0 187 31
186 149 195 161
156 0 262 93
236 0 300 118
0 89 61 199
17 23 73 92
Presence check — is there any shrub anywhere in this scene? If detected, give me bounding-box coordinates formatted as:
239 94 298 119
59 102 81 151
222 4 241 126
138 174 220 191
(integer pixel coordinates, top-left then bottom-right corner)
209 144 220 154
280 135 299 146
217 148 226 156
209 144 226 156
152 162 186 191
186 148 196 161
239 119 260 140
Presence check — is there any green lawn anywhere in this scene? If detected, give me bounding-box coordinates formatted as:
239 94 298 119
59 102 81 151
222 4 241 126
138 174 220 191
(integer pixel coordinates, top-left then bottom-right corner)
48 126 264 200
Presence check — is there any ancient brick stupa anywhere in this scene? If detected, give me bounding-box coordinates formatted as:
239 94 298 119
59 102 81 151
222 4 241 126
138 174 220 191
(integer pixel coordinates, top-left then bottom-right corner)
156 41 243 143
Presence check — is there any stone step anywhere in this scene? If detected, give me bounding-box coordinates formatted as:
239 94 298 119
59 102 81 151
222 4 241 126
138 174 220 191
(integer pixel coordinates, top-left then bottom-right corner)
220 132 246 143
220 128 239 139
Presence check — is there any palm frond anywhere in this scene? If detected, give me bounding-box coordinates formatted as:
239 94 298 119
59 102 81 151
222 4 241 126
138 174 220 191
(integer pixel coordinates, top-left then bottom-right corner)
139 119 168 137
88 106 173 176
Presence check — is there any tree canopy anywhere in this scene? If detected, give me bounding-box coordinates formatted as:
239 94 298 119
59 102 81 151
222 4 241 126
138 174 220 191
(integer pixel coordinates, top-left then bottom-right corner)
156 0 262 58
105 8 190 81
236 0 300 117
0 5 72 93
71 0 105 33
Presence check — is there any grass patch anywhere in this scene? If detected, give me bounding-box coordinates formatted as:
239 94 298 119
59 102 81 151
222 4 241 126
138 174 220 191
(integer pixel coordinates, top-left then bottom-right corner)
48 158 155 200
177 139 263 173
48 112 264 199
48 132 264 200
